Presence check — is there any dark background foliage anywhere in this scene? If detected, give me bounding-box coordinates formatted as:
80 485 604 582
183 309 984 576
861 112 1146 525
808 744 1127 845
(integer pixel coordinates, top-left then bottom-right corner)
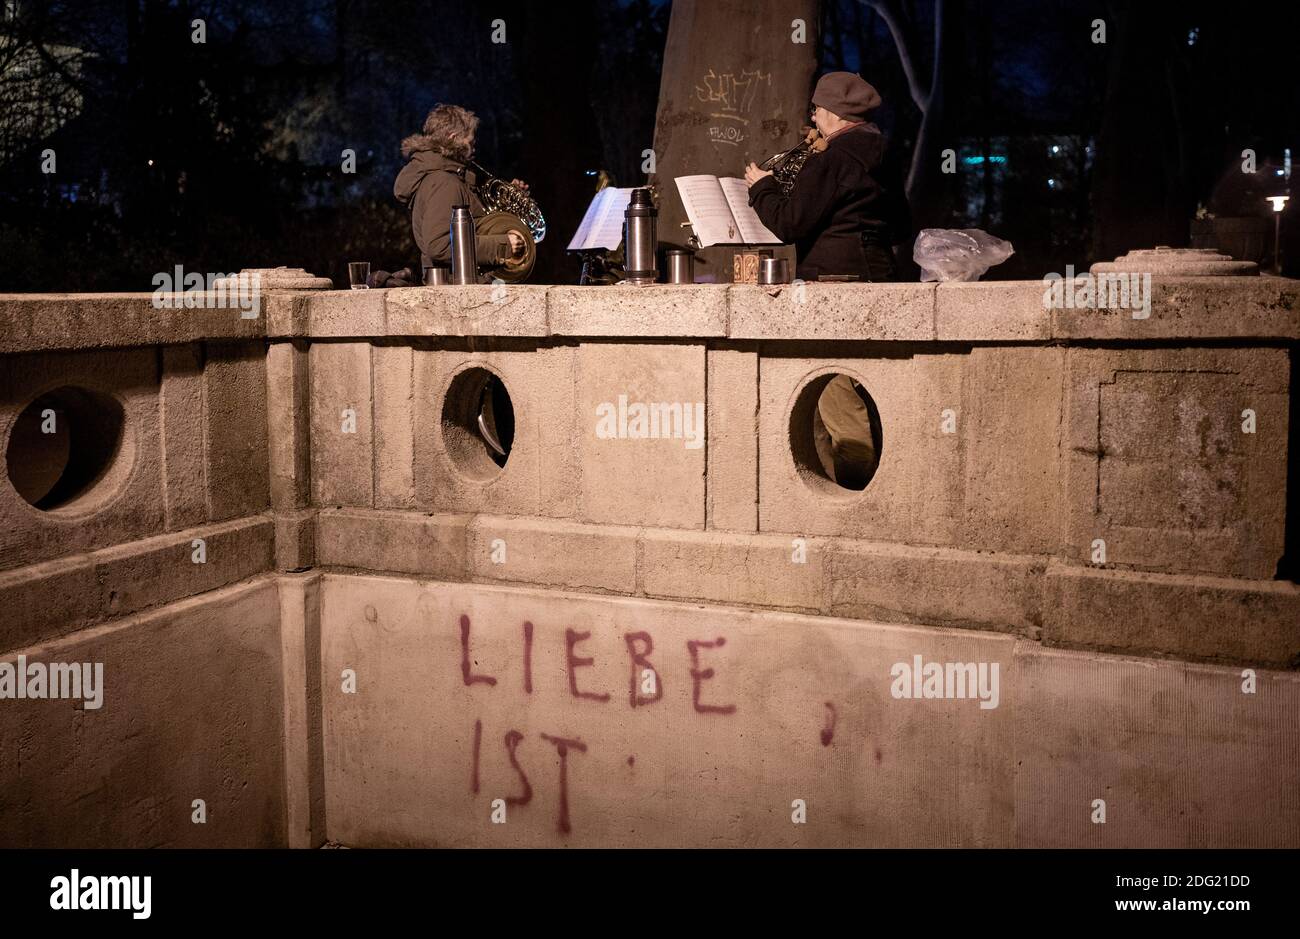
0 0 1295 289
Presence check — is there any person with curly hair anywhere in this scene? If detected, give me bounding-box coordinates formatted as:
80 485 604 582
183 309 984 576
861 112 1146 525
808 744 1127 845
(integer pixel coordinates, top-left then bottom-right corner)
393 104 529 281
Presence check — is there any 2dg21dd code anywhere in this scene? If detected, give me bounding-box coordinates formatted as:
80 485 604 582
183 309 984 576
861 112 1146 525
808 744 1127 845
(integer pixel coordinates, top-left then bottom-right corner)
1117 876 1251 889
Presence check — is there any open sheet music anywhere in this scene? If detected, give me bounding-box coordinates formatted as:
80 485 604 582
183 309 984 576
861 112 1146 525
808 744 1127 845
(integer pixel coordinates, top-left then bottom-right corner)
566 187 635 251
674 175 781 247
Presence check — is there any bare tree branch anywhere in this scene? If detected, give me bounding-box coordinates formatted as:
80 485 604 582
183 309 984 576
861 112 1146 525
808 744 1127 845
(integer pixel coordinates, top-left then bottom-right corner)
865 0 928 109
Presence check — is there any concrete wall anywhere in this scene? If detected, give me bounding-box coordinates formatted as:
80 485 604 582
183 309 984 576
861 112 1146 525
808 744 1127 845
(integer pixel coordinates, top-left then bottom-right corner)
0 278 1296 847
319 574 1299 848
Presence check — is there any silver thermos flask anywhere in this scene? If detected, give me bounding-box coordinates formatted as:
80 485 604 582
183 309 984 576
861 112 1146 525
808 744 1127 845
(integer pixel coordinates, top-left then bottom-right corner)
450 205 478 285
623 187 658 285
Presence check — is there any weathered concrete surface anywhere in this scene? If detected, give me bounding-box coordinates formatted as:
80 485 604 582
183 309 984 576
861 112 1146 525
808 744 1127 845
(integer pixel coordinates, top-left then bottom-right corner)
1062 346 1288 579
706 347 758 531
306 508 1298 665
1051 277 1300 341
279 572 326 848
548 285 727 337
160 343 208 530
575 341 706 528
0 516 274 653
1 347 164 570
204 342 270 520
729 283 936 340
0 294 264 353
468 515 639 595
309 342 374 508
315 507 468 580
386 285 549 338
1044 562 1300 668
0 576 286 848
1014 646 1300 847
320 574 1017 847
825 540 1045 638
319 574 1300 847
0 277 1296 849
758 352 964 544
411 344 578 517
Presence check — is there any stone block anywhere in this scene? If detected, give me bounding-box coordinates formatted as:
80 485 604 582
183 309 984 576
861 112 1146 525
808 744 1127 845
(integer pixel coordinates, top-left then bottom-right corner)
467 515 638 594
1043 561 1300 667
204 341 270 520
826 541 1044 635
385 285 549 337
728 282 934 340
315 508 468 579
372 345 416 509
411 344 571 517
160 344 208 530
0 347 165 570
547 285 727 337
92 515 274 621
1061 347 1288 578
309 342 374 508
575 341 706 528
275 507 317 572
935 281 1052 342
266 341 312 510
641 529 823 611
757 351 963 543
960 346 1064 555
706 347 758 531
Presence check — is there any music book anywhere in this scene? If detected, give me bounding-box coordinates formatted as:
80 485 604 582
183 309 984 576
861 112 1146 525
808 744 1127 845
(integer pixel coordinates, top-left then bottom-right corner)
674 175 781 247
566 187 636 251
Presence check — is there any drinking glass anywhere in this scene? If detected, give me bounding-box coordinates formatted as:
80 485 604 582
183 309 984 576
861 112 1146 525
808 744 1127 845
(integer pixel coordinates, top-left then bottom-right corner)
348 261 370 290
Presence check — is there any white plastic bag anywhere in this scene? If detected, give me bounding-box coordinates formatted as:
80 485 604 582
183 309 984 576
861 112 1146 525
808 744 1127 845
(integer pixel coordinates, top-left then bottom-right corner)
912 229 1015 282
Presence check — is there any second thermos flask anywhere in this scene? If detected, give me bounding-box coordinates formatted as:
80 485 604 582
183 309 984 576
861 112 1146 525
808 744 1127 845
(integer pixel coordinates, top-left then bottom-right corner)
450 205 478 285
623 187 657 285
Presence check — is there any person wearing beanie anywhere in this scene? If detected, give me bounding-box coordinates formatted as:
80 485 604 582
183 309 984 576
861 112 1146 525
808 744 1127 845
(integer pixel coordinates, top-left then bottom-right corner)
745 71 909 282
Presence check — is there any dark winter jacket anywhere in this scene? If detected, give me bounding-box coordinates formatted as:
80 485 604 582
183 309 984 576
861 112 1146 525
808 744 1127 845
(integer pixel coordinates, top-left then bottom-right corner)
748 123 908 280
393 150 511 268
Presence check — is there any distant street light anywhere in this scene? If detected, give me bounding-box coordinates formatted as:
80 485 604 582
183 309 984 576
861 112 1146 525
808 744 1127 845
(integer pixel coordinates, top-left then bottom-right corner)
1267 195 1289 274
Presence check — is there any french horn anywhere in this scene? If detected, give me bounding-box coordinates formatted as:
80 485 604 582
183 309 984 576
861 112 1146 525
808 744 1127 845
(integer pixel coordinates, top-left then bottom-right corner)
467 159 546 283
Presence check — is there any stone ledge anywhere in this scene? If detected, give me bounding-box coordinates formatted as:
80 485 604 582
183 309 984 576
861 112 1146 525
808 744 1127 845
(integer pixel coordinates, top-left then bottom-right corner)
0 514 274 653
0 294 265 353
547 284 728 337
4 277 1297 350
728 282 937 340
302 509 1298 667
315 507 470 579
466 514 639 593
1043 561 1300 668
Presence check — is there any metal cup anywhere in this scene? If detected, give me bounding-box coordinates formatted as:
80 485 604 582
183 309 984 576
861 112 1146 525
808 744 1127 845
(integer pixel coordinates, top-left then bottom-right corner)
664 249 694 284
758 257 791 285
424 266 450 286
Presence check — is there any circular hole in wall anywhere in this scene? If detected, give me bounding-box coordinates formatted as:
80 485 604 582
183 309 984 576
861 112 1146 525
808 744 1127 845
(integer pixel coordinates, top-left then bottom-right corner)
441 367 515 480
6 386 130 512
789 372 883 494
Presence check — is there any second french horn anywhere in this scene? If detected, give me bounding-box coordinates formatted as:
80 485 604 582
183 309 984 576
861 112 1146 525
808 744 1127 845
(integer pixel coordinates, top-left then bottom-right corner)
758 126 827 195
